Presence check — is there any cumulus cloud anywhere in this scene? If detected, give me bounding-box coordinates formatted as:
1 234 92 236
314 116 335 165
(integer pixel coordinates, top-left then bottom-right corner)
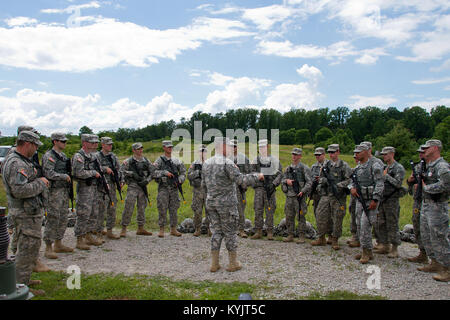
410 97 450 111
349 94 398 108
411 77 450 85
4 17 38 27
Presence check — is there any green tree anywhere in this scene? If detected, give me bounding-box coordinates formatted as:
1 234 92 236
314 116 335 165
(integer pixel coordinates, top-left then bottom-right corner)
433 115 450 151
296 129 311 147
314 127 333 144
79 126 93 136
374 123 416 167
324 129 354 154
402 106 433 140
279 129 297 145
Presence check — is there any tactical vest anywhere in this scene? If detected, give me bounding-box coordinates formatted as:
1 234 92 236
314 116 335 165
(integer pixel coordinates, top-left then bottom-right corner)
320 160 346 196
156 156 178 186
75 151 97 186
255 156 275 187
48 149 70 188
354 158 377 200
422 158 448 202
129 157 151 183
190 162 203 188
98 152 117 185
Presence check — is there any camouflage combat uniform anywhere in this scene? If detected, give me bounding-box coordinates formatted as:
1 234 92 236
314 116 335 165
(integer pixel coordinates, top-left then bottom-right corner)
153 156 186 228
187 159 209 231
407 161 426 251
120 156 154 227
377 161 405 247
96 150 123 232
281 162 312 237
42 148 71 244
316 159 352 239
310 160 324 219
72 149 100 237
2 150 47 285
233 152 250 232
420 157 450 268
350 157 384 249
251 155 282 232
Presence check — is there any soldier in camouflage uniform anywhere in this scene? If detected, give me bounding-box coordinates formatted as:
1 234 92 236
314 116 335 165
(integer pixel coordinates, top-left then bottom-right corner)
119 143 153 237
202 137 258 272
347 153 360 247
2 131 49 295
416 140 450 282
250 139 282 241
153 140 186 238
281 148 312 244
72 134 103 250
95 137 123 240
187 144 210 237
42 133 74 260
406 145 428 263
349 144 384 264
312 144 352 250
231 139 251 238
375 147 405 258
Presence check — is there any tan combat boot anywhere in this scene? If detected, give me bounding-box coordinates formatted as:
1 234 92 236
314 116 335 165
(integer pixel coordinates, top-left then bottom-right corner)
433 267 450 282
311 235 326 246
226 251 242 272
387 244 399 258
348 239 361 248
239 230 248 238
44 243 58 259
250 229 262 240
266 230 274 241
347 233 357 244
120 226 127 238
85 233 102 246
101 229 107 235
331 237 340 251
94 232 106 244
136 226 153 236
76 236 91 251
193 228 201 237
283 234 294 243
326 235 333 245
408 249 428 263
418 259 444 273
170 227 182 237
53 240 74 253
359 248 373 264
106 229 120 240
296 234 306 244
210 250 221 272
158 227 165 238
354 249 374 261
33 259 51 273
373 243 390 254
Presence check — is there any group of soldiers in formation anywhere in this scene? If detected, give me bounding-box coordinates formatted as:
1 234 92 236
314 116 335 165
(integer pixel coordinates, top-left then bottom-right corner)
1 125 449 296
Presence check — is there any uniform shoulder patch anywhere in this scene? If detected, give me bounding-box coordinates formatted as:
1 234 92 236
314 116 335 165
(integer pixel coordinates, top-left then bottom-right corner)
18 168 28 178
49 157 56 163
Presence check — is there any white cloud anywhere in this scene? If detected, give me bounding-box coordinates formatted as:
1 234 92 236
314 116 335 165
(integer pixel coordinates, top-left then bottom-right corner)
349 94 397 108
430 58 450 72
410 97 450 111
444 86 450 91
242 5 293 31
411 77 450 85
41 1 101 14
0 17 253 72
5 17 38 27
296 64 323 82
0 88 11 93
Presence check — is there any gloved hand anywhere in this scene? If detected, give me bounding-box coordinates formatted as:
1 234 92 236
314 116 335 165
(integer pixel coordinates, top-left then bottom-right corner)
132 172 141 181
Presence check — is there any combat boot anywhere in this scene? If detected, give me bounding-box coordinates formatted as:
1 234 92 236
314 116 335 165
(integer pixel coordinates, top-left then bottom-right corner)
53 240 74 253
207 228 212 237
373 244 390 254
418 259 444 273
348 239 361 248
136 226 153 236
373 242 383 251
120 226 127 238
101 229 107 235
311 235 326 246
29 288 46 296
250 229 262 240
433 267 450 282
193 228 201 237
331 237 340 251
170 227 182 237
85 233 102 246
226 251 242 272
326 235 333 245
387 244 399 258
210 250 221 272
33 259 51 273
44 243 58 259
296 234 306 244
95 232 106 244
408 249 428 263
158 227 165 238
106 229 120 240
283 234 294 243
354 249 374 261
347 233 357 244
266 229 274 241
76 236 91 251
359 248 373 264
239 230 248 238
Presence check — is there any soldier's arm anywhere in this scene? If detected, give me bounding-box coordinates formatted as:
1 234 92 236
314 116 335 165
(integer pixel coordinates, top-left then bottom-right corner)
72 154 97 179
372 162 385 202
385 164 405 189
42 153 68 181
187 163 200 182
144 160 154 184
423 163 450 194
120 159 134 179
152 157 169 178
178 161 187 184
301 165 313 194
271 161 283 187
7 162 46 199
337 161 352 188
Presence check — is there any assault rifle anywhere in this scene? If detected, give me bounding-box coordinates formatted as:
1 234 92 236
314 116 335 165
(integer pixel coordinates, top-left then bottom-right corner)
288 167 305 215
106 154 123 202
161 157 185 203
307 167 322 206
66 159 74 212
130 158 151 206
322 164 345 208
409 159 425 200
351 172 372 226
93 158 113 207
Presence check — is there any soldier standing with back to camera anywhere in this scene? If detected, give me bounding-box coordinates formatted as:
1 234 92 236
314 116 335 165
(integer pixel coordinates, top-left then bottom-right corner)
281 148 312 244
406 145 428 263
375 147 405 258
42 132 74 260
119 143 153 237
250 139 282 241
188 144 210 237
416 140 449 282
153 140 186 238
2 131 49 296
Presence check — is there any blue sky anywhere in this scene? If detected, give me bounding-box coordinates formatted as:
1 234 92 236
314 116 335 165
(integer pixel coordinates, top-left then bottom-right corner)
0 0 449 136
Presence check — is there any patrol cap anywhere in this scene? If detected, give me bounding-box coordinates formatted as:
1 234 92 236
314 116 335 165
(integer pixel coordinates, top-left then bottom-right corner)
81 134 90 142
18 126 38 135
291 148 302 155
88 135 99 143
314 147 325 156
380 146 395 155
423 139 442 150
18 131 43 147
51 132 68 142
327 144 340 153
132 142 143 150
353 144 368 153
101 137 113 145
361 141 372 149
258 139 268 147
417 145 426 153
162 140 174 148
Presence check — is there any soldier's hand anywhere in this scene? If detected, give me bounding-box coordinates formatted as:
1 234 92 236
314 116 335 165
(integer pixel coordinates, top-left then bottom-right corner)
66 175 71 183
8 229 13 235
298 192 303 198
383 169 388 176
95 172 101 179
167 172 174 179
369 200 378 210
39 177 50 188
286 179 293 186
120 182 125 188
258 173 265 181
350 188 358 197
106 168 113 175
407 174 415 183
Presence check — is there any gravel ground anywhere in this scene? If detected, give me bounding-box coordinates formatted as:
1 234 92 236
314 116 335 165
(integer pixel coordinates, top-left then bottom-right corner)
38 229 449 300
